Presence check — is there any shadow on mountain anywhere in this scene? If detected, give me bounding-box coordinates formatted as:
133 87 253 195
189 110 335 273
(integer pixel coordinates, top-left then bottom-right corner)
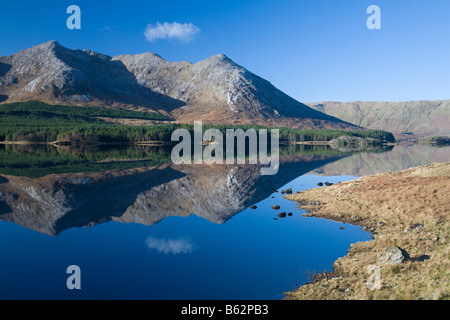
0 62 12 77
53 45 186 113
0 200 12 215
0 176 8 184
0 61 11 103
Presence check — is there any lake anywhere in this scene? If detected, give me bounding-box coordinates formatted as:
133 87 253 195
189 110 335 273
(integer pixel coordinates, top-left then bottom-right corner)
0 143 448 299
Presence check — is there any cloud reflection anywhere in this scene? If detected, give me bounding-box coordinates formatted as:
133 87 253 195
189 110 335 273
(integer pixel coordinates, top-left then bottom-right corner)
145 236 197 255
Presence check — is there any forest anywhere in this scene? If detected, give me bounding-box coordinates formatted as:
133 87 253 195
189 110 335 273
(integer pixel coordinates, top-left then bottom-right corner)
0 101 395 144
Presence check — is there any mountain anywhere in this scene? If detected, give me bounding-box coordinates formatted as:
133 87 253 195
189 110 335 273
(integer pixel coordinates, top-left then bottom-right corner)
308 100 450 137
0 41 356 130
0 41 183 111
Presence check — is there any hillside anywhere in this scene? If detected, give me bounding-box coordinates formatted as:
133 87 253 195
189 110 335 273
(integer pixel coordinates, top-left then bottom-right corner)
0 41 357 130
308 100 450 137
285 162 450 300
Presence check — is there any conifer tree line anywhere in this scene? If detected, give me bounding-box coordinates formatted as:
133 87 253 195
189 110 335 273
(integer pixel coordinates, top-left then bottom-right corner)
0 101 395 144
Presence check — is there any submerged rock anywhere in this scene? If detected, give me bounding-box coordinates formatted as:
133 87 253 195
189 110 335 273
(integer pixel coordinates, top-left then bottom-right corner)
278 212 287 218
272 205 280 210
285 188 292 194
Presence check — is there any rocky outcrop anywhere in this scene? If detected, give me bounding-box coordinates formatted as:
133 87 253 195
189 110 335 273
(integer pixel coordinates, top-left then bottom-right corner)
377 247 410 265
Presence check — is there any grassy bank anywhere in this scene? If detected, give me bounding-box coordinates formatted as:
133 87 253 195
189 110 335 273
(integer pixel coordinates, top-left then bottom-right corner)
0 101 395 144
284 162 450 300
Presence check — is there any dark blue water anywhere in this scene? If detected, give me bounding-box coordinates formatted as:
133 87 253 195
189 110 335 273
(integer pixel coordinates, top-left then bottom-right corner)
0 174 369 300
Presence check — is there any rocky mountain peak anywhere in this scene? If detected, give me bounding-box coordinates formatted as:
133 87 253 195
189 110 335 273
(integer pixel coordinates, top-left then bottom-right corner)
203 53 232 63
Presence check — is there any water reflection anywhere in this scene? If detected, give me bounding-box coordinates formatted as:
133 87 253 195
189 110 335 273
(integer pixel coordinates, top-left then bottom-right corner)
1 143 446 299
0 144 357 235
1 143 444 237
312 143 450 176
145 236 198 255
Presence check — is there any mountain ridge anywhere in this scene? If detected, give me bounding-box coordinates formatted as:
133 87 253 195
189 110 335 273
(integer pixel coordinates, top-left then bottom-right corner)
308 100 450 137
0 41 356 130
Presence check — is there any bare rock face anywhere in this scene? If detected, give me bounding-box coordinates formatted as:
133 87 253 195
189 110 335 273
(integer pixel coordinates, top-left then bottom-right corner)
114 52 353 128
0 41 356 129
0 41 184 111
1 41 92 98
114 53 288 116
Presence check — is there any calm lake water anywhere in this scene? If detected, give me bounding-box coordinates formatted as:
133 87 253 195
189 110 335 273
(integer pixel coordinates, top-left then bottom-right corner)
0 143 448 299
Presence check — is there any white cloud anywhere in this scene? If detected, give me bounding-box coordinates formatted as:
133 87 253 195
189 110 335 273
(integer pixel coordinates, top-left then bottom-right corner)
144 22 200 42
145 236 197 255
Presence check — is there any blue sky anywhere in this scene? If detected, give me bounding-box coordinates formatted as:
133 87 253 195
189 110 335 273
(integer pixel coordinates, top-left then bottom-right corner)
1 0 449 102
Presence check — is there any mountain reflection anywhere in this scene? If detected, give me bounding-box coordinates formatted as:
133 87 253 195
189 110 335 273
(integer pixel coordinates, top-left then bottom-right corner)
0 144 389 236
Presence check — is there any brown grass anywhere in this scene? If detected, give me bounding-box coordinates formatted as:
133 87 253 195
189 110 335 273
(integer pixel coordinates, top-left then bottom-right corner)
284 162 450 300
96 117 170 126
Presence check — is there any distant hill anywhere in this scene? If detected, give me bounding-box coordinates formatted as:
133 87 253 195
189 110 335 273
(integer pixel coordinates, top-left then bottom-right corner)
0 41 357 130
308 100 450 137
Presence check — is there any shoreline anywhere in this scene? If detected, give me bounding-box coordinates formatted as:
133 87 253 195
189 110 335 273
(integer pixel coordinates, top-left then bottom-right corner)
0 140 334 147
284 162 450 300
0 140 172 147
